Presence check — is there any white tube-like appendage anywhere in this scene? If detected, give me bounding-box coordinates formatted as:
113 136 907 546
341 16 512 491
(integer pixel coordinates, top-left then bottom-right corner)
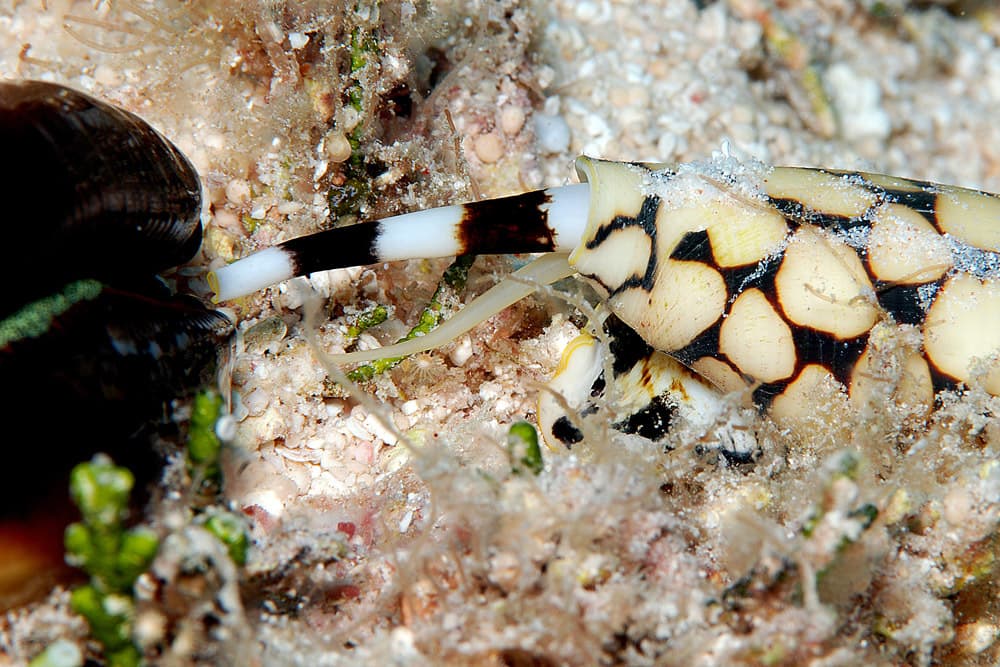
208 246 294 303
374 205 464 260
208 183 593 303
545 183 590 252
320 254 576 365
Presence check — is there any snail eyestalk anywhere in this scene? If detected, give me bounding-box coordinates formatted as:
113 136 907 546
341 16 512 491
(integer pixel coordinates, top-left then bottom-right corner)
208 183 591 302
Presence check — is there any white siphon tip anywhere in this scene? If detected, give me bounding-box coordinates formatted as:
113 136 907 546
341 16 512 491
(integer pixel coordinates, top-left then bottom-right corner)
545 183 591 252
209 246 295 302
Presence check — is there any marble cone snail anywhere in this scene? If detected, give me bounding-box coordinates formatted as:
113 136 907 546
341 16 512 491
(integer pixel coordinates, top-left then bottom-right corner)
3 77 993 602
0 80 231 607
212 155 1000 450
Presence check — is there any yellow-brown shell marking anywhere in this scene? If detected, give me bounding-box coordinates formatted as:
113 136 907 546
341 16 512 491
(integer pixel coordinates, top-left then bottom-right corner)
569 158 1000 419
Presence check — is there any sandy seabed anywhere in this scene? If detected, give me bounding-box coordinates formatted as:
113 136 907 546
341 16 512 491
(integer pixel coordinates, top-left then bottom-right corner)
2 1 1000 665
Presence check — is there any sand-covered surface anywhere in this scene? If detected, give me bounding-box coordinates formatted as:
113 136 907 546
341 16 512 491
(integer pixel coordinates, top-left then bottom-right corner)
2 1 1000 665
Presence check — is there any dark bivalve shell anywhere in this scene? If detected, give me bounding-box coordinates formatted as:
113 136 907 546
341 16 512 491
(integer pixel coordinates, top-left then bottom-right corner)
0 81 232 609
1 282 233 498
0 79 229 446
0 80 204 315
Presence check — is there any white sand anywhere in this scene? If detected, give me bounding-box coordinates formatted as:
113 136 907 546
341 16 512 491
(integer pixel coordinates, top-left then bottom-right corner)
2 1 1000 665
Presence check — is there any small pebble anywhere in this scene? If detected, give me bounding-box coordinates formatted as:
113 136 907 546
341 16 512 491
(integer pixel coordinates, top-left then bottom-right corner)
313 159 329 181
325 130 353 163
473 132 505 163
390 627 418 656
955 620 998 654
215 415 238 442
31 639 82 667
261 20 282 42
243 317 288 355
825 63 890 141
203 131 225 150
364 413 399 446
340 107 361 132
212 209 240 232
133 610 167 647
225 179 252 205
288 32 309 49
535 113 571 154
449 336 474 366
93 64 121 87
277 201 303 215
500 105 526 136
242 489 285 519
609 87 631 108
943 487 973 526
657 132 678 157
575 1 599 21
242 387 270 417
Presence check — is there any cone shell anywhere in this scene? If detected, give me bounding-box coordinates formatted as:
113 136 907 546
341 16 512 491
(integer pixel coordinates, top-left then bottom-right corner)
570 157 1000 422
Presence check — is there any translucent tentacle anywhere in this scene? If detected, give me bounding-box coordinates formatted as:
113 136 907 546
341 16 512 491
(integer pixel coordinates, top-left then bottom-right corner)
323 254 575 365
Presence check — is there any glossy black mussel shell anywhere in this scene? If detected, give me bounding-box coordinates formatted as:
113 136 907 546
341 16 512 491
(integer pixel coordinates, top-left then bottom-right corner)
0 80 204 315
0 78 230 451
2 282 232 497
0 81 232 607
